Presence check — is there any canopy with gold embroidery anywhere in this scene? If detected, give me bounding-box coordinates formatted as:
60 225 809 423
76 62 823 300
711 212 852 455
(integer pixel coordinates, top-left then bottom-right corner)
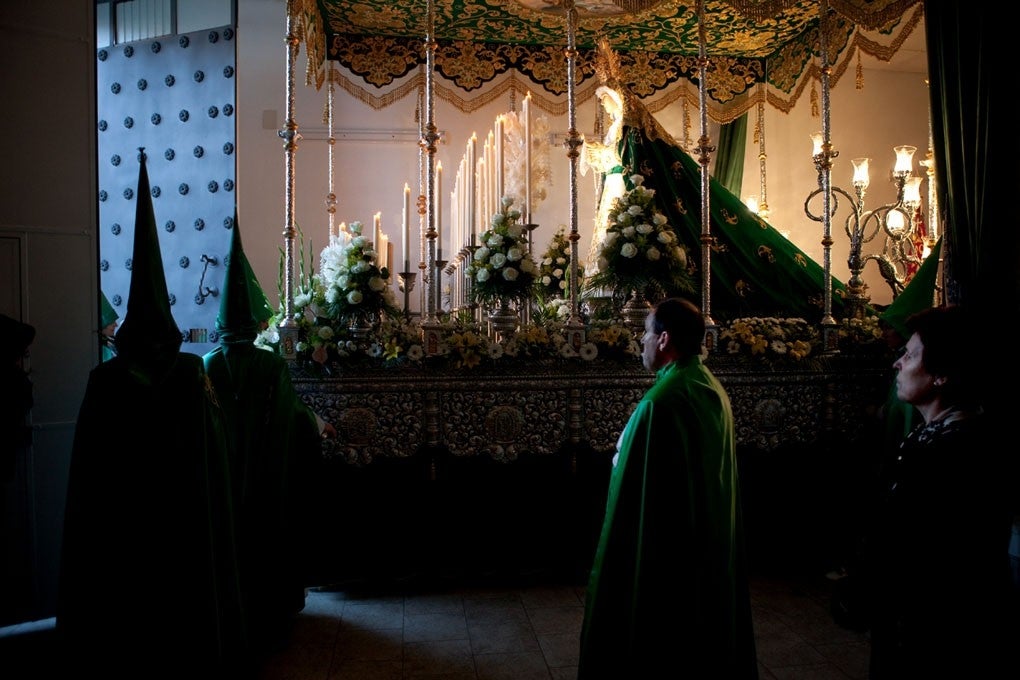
290 0 924 119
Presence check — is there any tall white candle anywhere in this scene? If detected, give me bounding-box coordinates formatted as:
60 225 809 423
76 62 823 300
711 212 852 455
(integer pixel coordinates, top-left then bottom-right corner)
495 114 504 202
468 133 477 242
436 162 443 257
524 91 532 223
374 211 382 258
402 183 411 271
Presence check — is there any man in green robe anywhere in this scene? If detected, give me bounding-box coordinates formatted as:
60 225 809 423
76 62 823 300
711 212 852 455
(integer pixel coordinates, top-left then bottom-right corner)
57 150 247 675
203 218 329 651
579 297 758 679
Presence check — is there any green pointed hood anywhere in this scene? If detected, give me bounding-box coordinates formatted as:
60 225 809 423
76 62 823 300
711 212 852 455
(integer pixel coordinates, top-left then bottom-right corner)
114 149 182 369
242 249 274 324
880 236 942 338
100 290 119 328
216 220 260 345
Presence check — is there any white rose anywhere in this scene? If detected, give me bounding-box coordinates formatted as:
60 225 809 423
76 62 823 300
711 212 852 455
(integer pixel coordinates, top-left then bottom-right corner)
487 234 504 248
352 260 369 273
603 231 619 247
556 257 567 265
621 243 638 258
636 223 653 235
474 246 490 261
368 276 386 292
653 213 668 226
346 290 363 304
553 268 564 278
646 247 661 261
628 205 643 216
542 275 552 286
507 247 523 262
476 269 490 282
490 252 507 268
622 226 636 238
502 267 519 281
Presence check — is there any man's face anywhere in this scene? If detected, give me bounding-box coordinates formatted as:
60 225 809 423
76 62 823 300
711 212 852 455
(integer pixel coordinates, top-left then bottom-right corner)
641 312 663 372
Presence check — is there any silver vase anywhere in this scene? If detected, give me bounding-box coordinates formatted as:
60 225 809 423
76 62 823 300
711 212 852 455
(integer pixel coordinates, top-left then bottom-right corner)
487 300 519 340
620 288 651 333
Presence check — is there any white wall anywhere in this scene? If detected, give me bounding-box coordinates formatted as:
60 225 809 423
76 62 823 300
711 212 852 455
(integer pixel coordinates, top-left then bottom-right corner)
237 0 930 313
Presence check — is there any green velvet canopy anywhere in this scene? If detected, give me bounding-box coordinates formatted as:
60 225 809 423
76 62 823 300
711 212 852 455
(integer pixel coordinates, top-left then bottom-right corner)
293 0 924 120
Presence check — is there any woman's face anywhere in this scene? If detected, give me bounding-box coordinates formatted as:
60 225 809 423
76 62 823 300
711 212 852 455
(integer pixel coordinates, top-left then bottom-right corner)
893 332 935 406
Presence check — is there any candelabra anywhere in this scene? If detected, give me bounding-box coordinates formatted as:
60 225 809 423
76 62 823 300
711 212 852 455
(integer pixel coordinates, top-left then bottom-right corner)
806 137 928 318
398 271 417 322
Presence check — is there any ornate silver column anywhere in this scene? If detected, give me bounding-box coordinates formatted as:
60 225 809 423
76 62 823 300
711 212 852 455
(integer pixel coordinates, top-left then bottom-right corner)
277 0 302 359
563 0 586 349
420 0 444 353
695 0 718 347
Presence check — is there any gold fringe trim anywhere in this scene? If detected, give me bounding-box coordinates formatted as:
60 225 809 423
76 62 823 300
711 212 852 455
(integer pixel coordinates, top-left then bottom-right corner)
722 0 921 30
297 2 923 124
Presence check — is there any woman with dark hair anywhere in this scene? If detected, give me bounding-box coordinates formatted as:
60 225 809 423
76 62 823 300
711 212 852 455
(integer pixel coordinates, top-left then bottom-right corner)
862 304 1015 678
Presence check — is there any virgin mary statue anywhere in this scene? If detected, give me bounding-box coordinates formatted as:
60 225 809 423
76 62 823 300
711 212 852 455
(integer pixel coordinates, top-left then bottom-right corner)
587 39 848 322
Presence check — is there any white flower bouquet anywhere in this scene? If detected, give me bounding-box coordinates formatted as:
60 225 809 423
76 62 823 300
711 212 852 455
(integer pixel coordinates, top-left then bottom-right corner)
465 196 538 307
311 220 400 323
536 225 583 301
584 174 693 302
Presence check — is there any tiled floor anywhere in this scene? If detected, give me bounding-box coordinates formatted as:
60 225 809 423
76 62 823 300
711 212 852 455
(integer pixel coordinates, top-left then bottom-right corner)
0 569 868 679
255 570 870 680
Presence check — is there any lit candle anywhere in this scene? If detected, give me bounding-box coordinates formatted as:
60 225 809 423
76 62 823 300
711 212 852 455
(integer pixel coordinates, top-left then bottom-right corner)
893 145 917 174
436 161 443 257
524 91 532 223
810 131 824 157
468 133 476 242
495 114 504 201
402 183 411 272
851 157 870 189
374 211 382 256
379 233 389 271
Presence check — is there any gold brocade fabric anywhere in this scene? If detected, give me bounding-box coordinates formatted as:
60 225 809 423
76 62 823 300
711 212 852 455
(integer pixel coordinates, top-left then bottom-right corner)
292 0 923 121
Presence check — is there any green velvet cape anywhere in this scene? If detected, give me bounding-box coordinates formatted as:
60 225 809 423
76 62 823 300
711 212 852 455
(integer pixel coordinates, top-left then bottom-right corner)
57 353 247 675
618 122 848 322
579 356 758 679
202 343 323 648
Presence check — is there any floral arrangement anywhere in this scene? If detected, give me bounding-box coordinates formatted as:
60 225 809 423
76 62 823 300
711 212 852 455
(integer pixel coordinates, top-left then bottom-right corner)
536 225 583 301
465 196 538 308
257 313 641 371
311 220 400 324
717 313 891 365
585 174 694 302
719 317 820 363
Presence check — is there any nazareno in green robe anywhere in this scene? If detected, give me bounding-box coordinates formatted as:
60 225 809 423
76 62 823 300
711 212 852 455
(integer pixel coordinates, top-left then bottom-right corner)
202 342 323 647
578 355 758 679
57 353 247 675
